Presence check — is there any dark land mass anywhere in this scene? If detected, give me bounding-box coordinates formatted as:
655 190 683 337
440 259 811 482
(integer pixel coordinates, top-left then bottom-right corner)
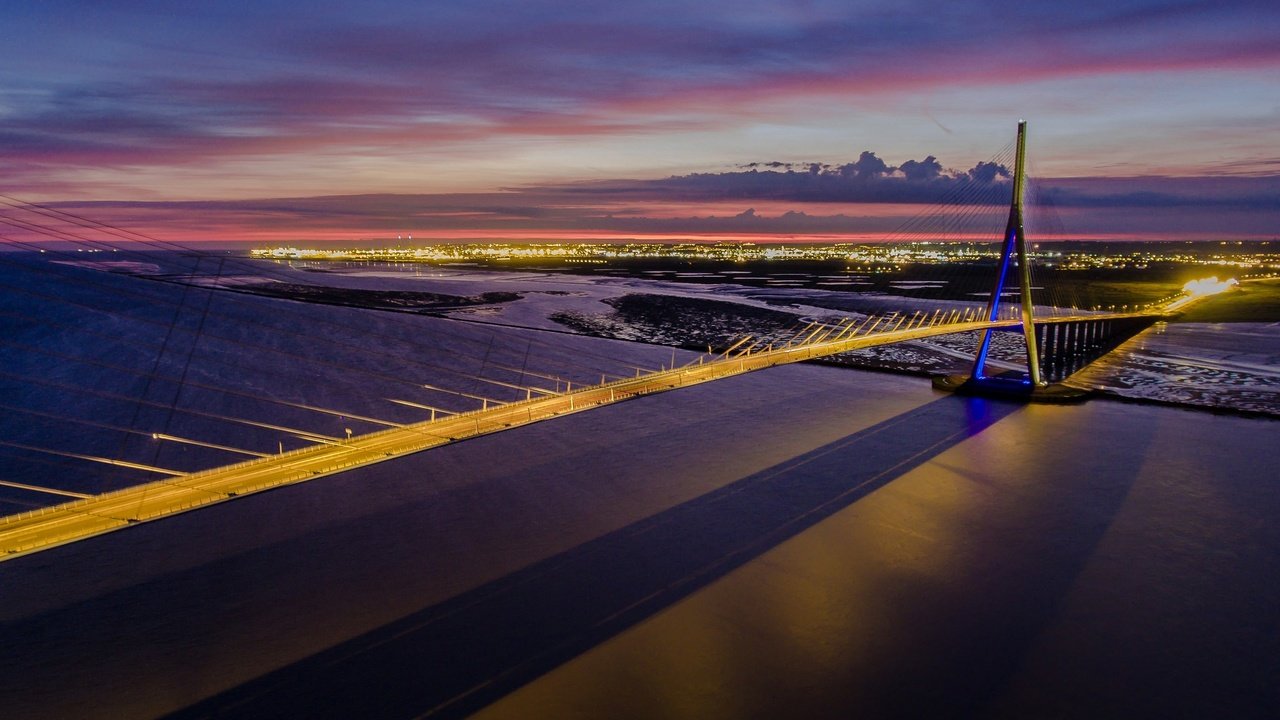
233 283 522 313
460 256 1262 316
551 293 801 351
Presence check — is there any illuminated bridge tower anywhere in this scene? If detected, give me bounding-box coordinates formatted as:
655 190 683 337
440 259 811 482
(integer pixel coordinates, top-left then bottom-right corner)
971 119 1043 387
937 120 1164 401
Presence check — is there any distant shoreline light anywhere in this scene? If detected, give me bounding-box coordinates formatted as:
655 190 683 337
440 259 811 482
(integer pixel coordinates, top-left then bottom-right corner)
246 242 1280 272
219 230 1277 244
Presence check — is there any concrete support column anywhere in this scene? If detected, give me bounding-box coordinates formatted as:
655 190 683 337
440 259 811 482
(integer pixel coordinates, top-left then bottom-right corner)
1048 329 1057 382
1060 324 1070 370
1078 322 1087 353
1054 323 1066 382
1041 324 1056 381
1061 324 1070 378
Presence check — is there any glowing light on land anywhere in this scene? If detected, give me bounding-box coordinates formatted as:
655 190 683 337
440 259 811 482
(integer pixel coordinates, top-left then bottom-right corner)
1181 276 1238 297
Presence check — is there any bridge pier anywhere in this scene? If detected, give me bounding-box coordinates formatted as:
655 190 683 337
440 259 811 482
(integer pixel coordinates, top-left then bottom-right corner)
1051 316 1158 383
936 314 1163 400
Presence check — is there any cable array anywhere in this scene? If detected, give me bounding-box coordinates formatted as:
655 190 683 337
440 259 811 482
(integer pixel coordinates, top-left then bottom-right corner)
0 138 1042 510
0 198 676 503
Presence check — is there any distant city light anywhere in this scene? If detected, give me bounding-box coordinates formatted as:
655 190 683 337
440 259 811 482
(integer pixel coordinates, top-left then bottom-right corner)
247 242 1279 274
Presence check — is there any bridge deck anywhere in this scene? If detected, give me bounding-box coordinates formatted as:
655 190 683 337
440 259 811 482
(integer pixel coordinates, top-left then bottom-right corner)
0 312 1163 560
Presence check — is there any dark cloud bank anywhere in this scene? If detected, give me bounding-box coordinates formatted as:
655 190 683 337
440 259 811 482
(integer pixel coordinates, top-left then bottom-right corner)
540 152 1015 206
534 154 1279 211
34 153 1280 241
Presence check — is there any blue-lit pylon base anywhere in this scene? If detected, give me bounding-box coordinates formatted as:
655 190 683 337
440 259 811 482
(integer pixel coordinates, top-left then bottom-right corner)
931 373 1092 403
971 222 1025 382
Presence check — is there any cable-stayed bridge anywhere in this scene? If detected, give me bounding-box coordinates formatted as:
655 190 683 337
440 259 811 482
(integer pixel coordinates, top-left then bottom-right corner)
0 123 1232 559
0 303 1211 559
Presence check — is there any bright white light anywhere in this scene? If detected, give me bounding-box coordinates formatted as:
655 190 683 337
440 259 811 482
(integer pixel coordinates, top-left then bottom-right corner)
1181 276 1238 297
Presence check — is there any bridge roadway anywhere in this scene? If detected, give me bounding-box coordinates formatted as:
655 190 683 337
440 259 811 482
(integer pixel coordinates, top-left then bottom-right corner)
0 311 1161 560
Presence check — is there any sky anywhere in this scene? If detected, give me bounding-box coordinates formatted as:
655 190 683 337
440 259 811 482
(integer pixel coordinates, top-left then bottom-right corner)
1 0 1278 242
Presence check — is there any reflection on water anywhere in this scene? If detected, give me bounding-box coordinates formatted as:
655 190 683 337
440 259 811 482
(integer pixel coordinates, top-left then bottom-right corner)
474 401 1280 720
4 367 1276 720
162 395 1022 719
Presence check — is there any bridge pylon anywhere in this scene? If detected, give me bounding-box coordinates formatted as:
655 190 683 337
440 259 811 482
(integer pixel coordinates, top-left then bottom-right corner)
934 121 1091 402
972 119 1042 386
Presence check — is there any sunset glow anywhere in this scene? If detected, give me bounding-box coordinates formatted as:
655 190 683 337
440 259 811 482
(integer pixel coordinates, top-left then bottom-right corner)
1 1 1277 242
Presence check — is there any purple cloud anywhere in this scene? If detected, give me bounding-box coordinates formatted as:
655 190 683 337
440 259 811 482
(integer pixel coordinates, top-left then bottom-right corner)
3 0 1277 189
525 155 1016 205
898 156 944 182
